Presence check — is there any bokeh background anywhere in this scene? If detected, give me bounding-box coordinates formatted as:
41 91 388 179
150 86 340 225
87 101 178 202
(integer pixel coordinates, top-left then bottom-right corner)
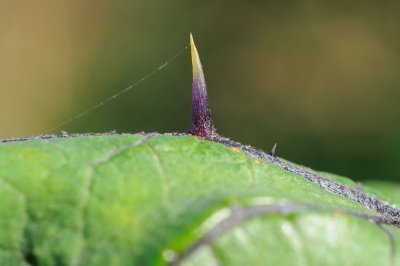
1 0 400 181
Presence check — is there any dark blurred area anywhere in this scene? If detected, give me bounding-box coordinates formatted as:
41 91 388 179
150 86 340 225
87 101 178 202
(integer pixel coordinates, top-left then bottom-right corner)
1 0 399 181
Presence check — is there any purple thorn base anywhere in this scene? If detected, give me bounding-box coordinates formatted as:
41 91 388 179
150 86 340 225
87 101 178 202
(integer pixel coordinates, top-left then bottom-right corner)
190 78 216 140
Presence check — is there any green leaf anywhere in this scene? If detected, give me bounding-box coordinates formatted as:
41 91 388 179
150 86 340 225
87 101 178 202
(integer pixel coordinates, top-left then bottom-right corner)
0 133 398 266
363 181 400 206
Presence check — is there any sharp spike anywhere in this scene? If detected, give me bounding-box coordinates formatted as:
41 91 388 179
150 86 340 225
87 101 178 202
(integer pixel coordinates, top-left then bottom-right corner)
269 143 278 157
189 33 216 139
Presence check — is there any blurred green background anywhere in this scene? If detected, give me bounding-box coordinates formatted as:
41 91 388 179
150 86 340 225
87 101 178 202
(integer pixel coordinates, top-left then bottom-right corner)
1 0 399 181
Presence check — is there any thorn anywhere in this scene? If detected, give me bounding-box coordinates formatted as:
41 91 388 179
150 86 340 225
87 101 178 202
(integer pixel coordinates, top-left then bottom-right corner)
269 143 278 157
189 33 216 139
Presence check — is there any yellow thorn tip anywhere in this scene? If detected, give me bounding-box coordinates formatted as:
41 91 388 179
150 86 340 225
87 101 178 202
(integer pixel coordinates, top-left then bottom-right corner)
190 33 204 81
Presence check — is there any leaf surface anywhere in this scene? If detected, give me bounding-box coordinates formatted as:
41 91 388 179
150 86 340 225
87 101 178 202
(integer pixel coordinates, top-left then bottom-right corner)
0 134 398 266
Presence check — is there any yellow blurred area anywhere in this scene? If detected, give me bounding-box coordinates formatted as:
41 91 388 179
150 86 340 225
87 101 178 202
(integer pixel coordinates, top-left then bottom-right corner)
1 1 400 180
